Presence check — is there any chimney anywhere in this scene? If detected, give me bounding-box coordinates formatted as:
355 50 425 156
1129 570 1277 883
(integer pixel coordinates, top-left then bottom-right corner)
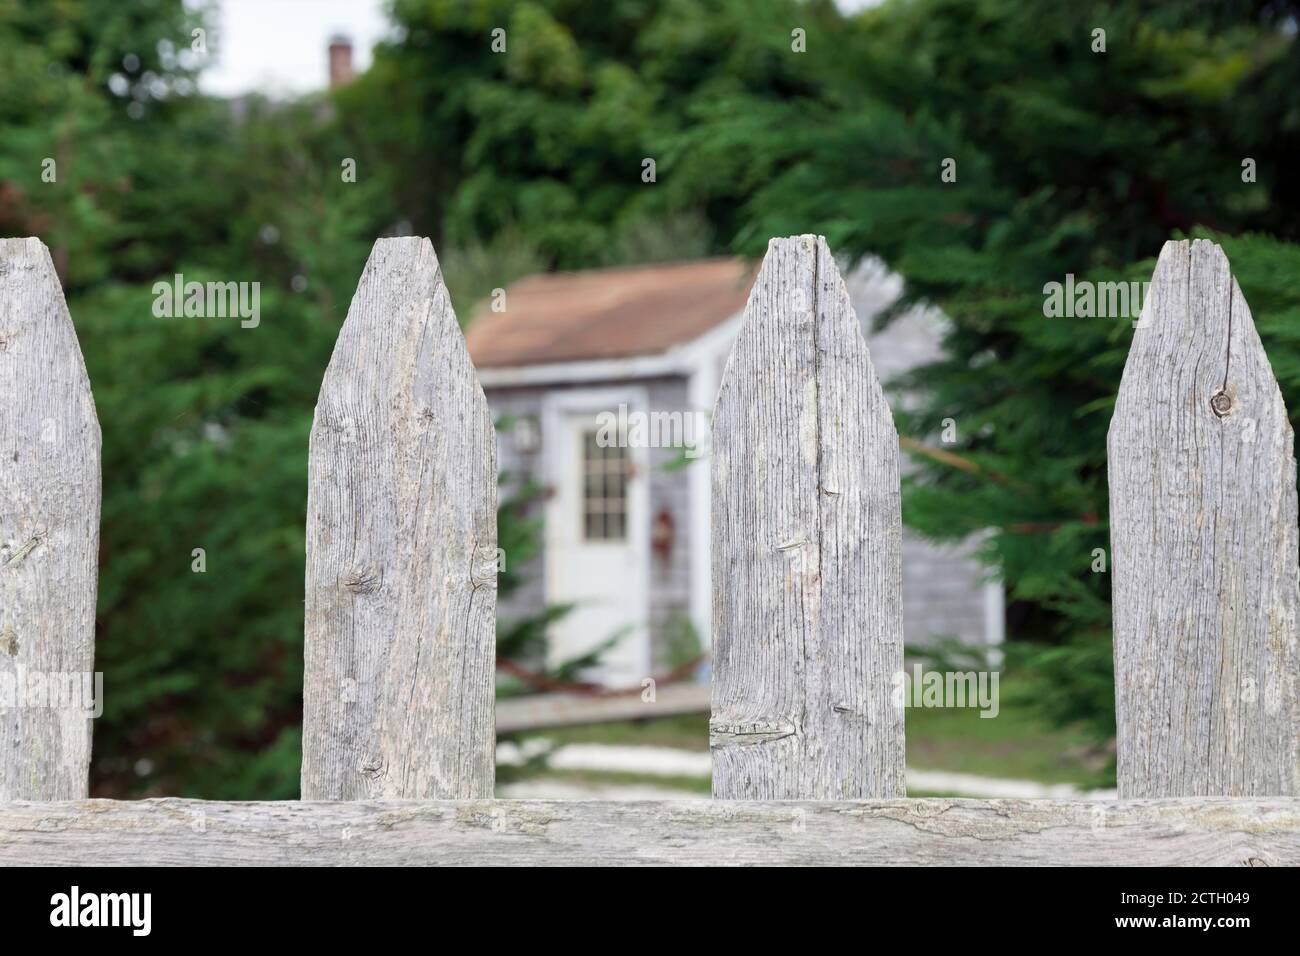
328 34 354 88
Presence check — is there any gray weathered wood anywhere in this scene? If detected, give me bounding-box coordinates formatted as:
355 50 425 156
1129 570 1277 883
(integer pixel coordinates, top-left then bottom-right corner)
1109 238 1299 797
303 237 496 800
0 238 100 800
0 797 1295 866
711 235 905 799
496 684 710 734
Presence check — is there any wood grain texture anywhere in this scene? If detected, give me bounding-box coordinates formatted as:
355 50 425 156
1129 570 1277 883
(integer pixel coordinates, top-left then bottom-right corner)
0 798 1295 866
1109 239 1299 797
0 238 100 800
303 237 496 800
711 235 905 799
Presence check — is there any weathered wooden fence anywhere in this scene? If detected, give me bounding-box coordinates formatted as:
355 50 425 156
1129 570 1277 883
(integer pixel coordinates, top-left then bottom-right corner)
0 234 1296 865
1110 240 1299 798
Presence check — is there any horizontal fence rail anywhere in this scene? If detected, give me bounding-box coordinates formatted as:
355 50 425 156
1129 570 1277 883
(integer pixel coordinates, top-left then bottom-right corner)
0 234 1296 866
2 798 1297 867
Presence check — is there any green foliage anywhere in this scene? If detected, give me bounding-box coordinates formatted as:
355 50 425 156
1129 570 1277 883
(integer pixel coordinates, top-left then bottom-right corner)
660 614 704 671
339 0 837 267
2 2 539 796
0 0 204 284
6 0 1300 795
70 93 391 797
725 0 1300 744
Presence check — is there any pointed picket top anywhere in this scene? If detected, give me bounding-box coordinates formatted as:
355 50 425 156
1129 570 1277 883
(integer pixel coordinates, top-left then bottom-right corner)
1109 238 1298 797
302 237 496 800
0 238 101 800
710 235 906 799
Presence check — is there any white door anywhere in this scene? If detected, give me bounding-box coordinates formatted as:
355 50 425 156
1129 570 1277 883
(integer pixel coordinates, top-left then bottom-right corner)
544 391 649 686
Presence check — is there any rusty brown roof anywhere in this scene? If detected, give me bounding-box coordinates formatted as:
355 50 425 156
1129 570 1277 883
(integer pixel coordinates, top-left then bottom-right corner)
465 257 757 369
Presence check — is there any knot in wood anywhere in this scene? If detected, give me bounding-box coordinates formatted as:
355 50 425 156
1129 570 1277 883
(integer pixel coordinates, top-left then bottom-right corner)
340 566 381 594
1210 391 1233 417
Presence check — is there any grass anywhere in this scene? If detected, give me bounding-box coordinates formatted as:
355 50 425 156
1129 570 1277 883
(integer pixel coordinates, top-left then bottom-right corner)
505 678 1114 791
904 704 1109 788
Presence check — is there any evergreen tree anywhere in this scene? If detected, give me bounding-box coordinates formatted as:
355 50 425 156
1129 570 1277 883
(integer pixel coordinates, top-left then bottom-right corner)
336 0 840 269
724 0 1300 751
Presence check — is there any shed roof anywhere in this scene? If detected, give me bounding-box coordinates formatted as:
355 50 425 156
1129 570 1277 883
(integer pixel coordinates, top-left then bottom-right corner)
465 257 756 369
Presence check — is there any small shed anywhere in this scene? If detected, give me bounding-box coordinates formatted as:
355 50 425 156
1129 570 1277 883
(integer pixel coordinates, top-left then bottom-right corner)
466 257 1002 685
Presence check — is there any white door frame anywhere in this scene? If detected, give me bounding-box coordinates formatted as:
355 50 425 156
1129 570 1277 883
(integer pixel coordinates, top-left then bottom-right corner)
541 385 651 683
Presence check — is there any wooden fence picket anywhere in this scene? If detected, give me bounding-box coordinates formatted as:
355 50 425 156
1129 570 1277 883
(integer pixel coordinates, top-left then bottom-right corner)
1109 238 1299 797
0 238 101 800
301 237 497 800
3 231 1300 866
710 235 906 799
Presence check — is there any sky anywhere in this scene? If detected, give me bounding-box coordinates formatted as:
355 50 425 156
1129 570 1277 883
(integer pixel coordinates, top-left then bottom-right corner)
195 0 395 97
195 0 883 98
